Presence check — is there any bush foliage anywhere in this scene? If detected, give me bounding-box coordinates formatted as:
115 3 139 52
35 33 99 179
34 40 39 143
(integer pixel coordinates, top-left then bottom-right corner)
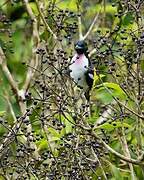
0 0 144 179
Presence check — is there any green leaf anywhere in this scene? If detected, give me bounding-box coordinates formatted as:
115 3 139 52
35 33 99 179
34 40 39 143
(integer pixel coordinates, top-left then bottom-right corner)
110 164 123 180
37 139 48 150
102 82 125 95
87 4 117 15
48 127 61 139
92 67 105 90
57 0 77 11
0 111 6 117
0 176 5 180
61 113 74 134
96 121 131 131
94 88 113 104
95 82 127 102
122 12 134 26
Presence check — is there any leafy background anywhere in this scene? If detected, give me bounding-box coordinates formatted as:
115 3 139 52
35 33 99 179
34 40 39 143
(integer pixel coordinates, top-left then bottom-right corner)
0 0 144 179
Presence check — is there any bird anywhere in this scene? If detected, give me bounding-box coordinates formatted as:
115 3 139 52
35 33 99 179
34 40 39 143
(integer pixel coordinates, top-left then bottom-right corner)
69 40 94 101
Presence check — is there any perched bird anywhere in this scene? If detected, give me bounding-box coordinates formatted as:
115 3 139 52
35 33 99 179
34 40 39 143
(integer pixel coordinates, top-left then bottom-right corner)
69 40 93 100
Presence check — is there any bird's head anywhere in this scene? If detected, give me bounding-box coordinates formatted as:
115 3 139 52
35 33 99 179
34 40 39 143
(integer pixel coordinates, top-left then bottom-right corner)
74 40 88 54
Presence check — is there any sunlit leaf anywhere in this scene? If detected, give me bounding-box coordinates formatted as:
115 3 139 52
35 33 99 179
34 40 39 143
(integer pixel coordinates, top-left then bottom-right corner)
102 82 125 95
61 113 74 134
92 67 105 90
0 111 6 117
57 0 77 11
95 82 127 102
95 89 113 103
110 164 123 180
95 121 131 131
48 127 61 138
37 139 48 150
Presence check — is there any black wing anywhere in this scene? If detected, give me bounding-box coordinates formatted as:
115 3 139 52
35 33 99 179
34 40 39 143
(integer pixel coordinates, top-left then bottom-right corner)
84 68 94 101
85 69 94 90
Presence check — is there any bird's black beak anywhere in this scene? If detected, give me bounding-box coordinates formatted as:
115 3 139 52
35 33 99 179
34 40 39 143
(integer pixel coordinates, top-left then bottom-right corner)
75 45 83 54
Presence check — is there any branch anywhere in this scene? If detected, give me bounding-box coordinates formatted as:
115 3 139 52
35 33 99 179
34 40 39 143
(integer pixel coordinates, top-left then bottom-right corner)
4 94 17 122
99 79 144 120
91 147 107 180
102 140 143 165
117 100 144 120
0 47 19 97
119 128 135 180
35 0 57 40
88 48 96 57
93 107 112 128
91 131 144 165
23 0 40 92
0 47 25 112
83 12 100 40
76 2 83 40
76 123 144 166
0 0 41 160
78 15 83 40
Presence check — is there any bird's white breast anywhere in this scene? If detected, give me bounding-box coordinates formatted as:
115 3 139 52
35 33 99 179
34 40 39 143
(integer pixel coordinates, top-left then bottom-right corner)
69 54 89 88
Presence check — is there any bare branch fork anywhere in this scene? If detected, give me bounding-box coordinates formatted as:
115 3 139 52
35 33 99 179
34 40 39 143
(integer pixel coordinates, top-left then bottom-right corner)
83 12 100 40
0 48 19 97
64 113 144 166
119 129 135 180
91 131 144 166
0 0 43 159
77 1 101 41
0 45 40 159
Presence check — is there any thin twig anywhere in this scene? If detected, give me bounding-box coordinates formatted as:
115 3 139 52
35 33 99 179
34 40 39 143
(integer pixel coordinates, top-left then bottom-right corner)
4 94 17 123
23 0 40 92
91 147 107 180
0 47 19 97
77 2 83 40
0 1 41 160
88 48 96 57
83 12 100 40
116 100 144 120
91 131 144 165
35 0 57 40
78 15 83 40
119 128 135 180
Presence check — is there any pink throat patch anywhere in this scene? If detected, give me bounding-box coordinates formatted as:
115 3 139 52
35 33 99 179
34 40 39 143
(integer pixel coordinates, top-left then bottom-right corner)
75 54 84 64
